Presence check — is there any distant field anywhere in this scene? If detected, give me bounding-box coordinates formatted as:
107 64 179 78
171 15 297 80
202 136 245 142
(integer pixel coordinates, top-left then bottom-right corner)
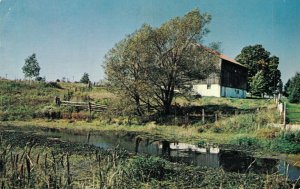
287 102 300 124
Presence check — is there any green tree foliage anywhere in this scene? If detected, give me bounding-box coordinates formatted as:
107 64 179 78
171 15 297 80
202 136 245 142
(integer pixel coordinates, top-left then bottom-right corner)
104 9 218 115
22 53 40 80
250 71 267 96
288 72 300 103
277 79 283 94
80 72 90 84
283 79 291 97
235 45 281 96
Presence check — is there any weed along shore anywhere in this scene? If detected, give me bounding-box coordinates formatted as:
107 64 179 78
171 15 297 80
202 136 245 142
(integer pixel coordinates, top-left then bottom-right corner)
0 123 299 188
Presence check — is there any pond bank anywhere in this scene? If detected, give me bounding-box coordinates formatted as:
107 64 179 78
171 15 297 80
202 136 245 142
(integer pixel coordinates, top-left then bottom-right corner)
0 122 300 188
1 120 300 167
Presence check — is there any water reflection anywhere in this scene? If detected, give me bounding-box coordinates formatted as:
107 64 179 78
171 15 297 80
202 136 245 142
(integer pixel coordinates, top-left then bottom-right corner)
44 131 300 180
219 151 278 174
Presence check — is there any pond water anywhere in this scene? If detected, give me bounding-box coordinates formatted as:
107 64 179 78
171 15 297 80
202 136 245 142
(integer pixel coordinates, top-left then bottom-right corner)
44 130 300 180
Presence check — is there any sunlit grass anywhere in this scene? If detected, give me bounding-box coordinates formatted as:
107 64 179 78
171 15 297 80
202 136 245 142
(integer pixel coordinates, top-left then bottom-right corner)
287 102 300 124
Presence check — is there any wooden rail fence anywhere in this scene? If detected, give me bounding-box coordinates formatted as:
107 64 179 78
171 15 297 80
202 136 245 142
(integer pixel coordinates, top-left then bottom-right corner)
59 100 107 113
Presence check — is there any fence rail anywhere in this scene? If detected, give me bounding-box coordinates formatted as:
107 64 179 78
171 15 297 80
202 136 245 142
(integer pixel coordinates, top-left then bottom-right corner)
59 100 107 113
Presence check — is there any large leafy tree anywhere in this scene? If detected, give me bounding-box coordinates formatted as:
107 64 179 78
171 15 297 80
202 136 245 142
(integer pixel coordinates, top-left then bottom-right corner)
104 9 218 115
22 53 40 80
235 45 281 96
288 72 300 103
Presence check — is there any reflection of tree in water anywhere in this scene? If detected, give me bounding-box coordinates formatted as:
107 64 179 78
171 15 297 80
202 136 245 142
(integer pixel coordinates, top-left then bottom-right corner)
161 141 171 157
219 151 278 174
135 137 142 154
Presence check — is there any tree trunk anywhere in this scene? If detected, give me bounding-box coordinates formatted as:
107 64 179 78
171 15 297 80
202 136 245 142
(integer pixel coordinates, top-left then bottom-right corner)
163 90 174 115
134 94 142 116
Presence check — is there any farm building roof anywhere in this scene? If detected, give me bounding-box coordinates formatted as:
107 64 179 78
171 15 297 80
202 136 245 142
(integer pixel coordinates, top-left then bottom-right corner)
195 43 247 68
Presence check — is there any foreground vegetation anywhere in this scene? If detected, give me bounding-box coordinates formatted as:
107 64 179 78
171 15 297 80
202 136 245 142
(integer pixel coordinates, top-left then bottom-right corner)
0 128 298 188
1 79 300 187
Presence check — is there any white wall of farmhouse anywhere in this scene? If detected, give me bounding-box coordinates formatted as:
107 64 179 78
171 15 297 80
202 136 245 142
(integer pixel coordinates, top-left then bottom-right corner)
193 84 221 97
221 86 246 98
192 84 247 98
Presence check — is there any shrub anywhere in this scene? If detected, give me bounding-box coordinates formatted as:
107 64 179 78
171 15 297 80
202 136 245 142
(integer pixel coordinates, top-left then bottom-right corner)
270 138 300 154
125 156 166 182
36 106 61 119
43 82 62 89
0 111 8 121
63 90 74 101
197 127 206 133
197 140 206 148
211 126 223 133
283 131 300 143
230 136 260 147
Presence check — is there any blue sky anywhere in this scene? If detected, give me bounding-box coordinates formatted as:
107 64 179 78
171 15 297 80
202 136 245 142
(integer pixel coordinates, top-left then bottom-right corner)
0 0 299 83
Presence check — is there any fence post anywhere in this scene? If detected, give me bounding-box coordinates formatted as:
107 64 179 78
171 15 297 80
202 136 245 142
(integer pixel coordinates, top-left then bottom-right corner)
54 96 61 106
215 113 218 122
283 102 286 130
88 101 92 121
202 109 205 124
86 131 91 144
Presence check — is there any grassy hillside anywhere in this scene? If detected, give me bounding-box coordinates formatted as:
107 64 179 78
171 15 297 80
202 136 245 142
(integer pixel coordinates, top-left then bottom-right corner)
0 79 278 123
0 79 114 121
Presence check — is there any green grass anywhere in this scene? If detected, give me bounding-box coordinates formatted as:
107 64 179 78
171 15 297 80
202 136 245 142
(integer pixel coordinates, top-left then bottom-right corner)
287 102 300 124
175 95 271 110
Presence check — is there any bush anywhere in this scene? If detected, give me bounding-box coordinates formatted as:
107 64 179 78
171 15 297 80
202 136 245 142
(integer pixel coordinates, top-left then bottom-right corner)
63 90 74 101
211 126 223 133
197 140 207 148
281 131 300 143
197 127 206 133
36 106 61 119
43 82 62 89
0 111 8 121
125 156 166 182
270 139 300 154
231 136 260 147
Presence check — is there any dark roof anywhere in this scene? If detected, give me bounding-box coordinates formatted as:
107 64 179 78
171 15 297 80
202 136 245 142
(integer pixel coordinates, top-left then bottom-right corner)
195 44 247 68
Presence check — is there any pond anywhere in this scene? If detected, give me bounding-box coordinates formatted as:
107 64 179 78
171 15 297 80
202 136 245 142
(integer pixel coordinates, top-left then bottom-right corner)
43 130 300 180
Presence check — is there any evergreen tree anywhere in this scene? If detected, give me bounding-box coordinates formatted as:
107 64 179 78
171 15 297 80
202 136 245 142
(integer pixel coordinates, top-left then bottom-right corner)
283 79 291 97
288 72 300 103
80 73 90 84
